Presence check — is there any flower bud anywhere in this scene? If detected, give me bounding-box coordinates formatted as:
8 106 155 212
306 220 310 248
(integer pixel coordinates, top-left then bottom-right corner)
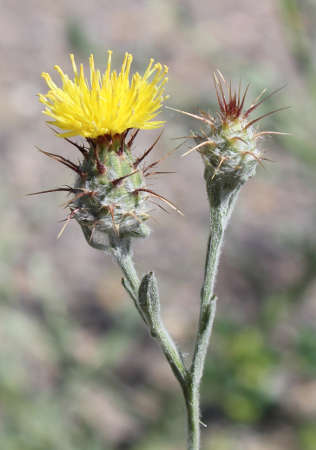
181 71 286 207
72 132 152 241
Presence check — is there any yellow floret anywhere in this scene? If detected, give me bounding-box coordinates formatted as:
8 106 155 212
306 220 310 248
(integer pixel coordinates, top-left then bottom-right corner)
39 51 169 138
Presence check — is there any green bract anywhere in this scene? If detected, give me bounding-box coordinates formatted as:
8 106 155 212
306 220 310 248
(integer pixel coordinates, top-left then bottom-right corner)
72 134 151 247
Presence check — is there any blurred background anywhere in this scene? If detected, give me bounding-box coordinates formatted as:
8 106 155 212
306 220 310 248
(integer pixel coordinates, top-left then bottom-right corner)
1 0 316 449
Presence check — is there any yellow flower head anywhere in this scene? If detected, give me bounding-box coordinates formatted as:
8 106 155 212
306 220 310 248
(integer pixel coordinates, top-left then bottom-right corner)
39 51 169 139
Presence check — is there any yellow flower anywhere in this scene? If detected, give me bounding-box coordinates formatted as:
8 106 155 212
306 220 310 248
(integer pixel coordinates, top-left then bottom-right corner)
39 51 168 138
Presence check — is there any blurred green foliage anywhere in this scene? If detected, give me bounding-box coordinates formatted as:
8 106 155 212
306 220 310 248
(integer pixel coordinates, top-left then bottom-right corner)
205 324 279 423
299 424 316 450
296 328 316 376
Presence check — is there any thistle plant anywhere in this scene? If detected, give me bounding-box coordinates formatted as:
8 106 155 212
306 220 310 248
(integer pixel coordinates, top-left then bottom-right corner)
33 53 286 450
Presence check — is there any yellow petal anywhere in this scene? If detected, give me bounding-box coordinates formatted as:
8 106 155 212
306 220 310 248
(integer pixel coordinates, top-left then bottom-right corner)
39 51 168 139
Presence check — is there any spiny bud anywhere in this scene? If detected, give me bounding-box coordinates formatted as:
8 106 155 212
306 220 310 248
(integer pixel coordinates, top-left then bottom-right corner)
69 131 166 241
178 71 288 206
31 129 181 248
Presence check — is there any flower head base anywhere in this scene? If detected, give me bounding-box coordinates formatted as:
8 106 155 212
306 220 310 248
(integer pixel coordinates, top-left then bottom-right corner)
39 51 168 139
32 129 181 247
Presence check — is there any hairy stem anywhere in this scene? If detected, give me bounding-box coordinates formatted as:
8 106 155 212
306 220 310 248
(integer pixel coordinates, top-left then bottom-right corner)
109 234 148 323
108 183 240 450
109 235 187 389
185 375 202 450
187 185 240 449
138 272 187 389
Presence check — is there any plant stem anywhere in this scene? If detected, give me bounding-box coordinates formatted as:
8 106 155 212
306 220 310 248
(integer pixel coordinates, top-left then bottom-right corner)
187 186 240 449
109 234 187 390
185 377 201 450
108 185 240 450
109 235 139 291
191 207 223 385
109 235 149 324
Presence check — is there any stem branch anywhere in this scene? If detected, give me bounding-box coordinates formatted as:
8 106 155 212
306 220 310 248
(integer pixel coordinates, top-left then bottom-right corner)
109 235 187 390
108 183 240 450
187 185 240 450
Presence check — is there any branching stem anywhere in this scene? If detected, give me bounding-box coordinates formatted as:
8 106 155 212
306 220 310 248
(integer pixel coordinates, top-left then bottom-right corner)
109 184 240 450
109 234 187 391
185 184 241 449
